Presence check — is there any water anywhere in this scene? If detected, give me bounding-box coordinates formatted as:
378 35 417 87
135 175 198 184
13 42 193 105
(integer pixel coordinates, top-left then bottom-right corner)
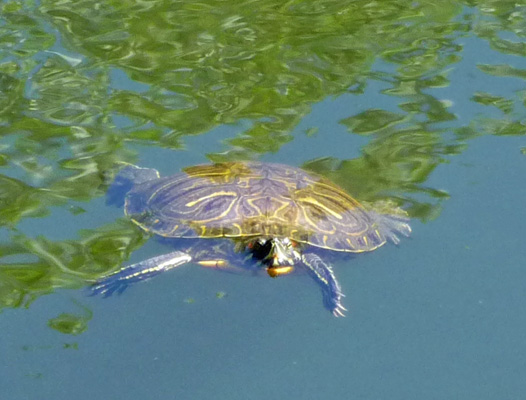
1 1 526 399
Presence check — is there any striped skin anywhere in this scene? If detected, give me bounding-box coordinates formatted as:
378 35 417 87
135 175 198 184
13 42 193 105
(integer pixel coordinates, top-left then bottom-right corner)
122 162 410 253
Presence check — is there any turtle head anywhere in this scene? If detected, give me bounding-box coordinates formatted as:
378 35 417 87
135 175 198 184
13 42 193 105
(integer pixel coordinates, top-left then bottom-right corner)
248 237 300 277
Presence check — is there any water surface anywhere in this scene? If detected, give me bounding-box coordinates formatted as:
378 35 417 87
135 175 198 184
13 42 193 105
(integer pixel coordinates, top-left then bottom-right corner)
1 1 525 399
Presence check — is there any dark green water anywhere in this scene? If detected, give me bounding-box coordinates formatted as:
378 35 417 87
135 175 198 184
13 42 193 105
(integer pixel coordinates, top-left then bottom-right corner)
1 1 526 399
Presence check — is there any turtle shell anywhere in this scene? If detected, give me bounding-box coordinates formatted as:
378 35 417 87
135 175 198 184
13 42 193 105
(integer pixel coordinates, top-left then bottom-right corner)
124 162 410 253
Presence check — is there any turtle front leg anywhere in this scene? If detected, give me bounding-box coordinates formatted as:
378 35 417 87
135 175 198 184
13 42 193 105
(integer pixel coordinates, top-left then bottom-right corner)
91 251 192 296
301 253 347 317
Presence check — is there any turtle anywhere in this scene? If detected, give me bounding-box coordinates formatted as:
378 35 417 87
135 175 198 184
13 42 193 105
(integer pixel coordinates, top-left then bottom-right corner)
92 162 411 316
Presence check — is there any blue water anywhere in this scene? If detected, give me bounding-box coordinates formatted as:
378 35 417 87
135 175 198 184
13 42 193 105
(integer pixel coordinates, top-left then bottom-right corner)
2 5 526 400
7 134 526 400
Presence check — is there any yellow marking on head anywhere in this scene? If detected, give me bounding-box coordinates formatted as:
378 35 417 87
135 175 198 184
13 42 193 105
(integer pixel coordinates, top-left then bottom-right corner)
199 260 228 268
267 266 294 277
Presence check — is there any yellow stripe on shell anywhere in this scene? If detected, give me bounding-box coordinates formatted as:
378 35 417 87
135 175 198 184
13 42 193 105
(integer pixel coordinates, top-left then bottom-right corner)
245 196 292 220
225 223 243 237
299 197 344 220
185 191 238 208
185 191 239 224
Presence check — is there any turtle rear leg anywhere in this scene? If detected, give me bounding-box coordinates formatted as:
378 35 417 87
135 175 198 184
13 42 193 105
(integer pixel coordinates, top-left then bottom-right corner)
106 164 160 207
91 251 192 296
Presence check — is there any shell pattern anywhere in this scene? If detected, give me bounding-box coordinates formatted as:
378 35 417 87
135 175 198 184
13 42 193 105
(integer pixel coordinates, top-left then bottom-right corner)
125 162 410 253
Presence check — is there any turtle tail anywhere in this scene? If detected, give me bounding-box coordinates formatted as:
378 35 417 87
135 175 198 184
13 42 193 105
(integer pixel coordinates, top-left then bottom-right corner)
106 164 160 207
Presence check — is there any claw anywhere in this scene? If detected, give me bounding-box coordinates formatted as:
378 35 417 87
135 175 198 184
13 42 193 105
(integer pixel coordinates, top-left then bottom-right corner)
331 303 347 317
332 307 346 317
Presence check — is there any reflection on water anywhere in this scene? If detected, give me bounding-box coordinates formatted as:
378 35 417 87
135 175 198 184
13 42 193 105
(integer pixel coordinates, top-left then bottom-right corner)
3 0 522 312
0 0 524 308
